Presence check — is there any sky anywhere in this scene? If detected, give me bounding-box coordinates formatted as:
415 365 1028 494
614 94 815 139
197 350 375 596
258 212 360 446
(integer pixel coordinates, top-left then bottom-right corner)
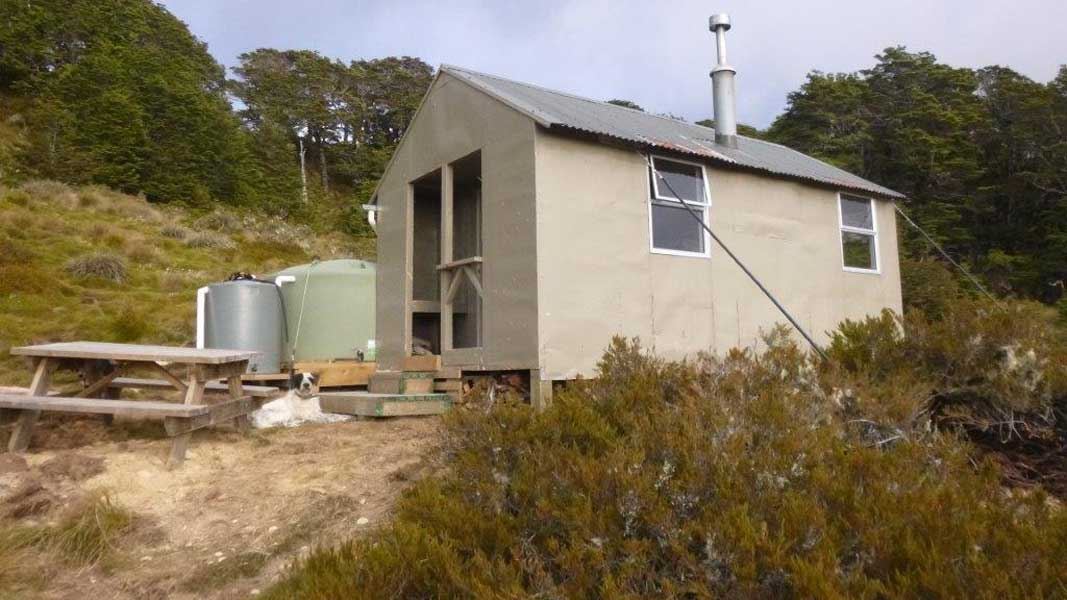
160 0 1067 129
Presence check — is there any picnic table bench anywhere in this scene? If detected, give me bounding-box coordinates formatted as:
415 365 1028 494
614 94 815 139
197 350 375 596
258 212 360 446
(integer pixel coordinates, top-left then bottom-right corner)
2 342 279 468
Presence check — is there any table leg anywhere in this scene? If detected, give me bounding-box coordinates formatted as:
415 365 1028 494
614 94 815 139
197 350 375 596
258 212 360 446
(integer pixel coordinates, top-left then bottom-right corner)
80 360 120 424
8 358 53 452
168 371 206 469
228 375 251 434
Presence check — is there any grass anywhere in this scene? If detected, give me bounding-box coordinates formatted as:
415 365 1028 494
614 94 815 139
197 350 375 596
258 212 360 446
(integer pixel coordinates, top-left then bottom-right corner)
0 179 372 385
65 253 128 283
0 490 136 593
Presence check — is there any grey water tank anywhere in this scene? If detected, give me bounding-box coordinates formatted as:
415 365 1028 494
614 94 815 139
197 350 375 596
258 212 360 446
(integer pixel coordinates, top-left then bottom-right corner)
203 280 283 373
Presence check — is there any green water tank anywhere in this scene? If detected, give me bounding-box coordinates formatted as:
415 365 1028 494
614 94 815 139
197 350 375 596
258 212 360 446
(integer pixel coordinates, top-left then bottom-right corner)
270 259 376 363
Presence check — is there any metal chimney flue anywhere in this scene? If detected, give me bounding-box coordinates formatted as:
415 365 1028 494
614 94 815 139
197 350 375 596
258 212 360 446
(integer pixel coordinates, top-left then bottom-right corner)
709 13 738 148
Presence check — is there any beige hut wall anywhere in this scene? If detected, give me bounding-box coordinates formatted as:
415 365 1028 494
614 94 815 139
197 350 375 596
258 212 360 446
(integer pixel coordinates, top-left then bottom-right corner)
534 131 903 380
374 72 540 371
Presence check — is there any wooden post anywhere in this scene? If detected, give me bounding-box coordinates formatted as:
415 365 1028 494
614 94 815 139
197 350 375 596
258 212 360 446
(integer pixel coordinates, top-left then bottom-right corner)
168 369 206 469
8 358 53 452
440 163 454 353
228 375 251 434
529 370 553 412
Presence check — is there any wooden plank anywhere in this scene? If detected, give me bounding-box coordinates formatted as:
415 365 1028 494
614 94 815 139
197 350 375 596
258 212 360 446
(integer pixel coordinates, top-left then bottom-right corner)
75 365 125 398
462 264 484 299
109 377 280 398
0 394 212 418
440 163 454 353
10 342 258 365
410 300 441 314
240 372 289 382
319 392 451 418
369 372 434 394
403 355 441 372
434 379 463 392
151 363 188 393
294 360 376 387
8 358 53 452
163 398 256 436
435 255 483 271
435 367 462 379
444 269 463 305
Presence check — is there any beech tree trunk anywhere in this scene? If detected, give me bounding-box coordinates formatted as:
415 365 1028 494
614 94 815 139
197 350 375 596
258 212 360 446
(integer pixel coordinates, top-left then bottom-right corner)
298 136 308 204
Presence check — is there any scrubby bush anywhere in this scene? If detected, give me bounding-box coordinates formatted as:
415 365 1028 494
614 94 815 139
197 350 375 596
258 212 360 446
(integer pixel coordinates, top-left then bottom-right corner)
194 211 241 233
125 241 159 264
65 253 127 283
1 187 31 207
185 231 235 249
829 298 1067 493
160 223 189 239
268 324 1067 599
18 180 77 207
900 257 963 316
108 305 153 342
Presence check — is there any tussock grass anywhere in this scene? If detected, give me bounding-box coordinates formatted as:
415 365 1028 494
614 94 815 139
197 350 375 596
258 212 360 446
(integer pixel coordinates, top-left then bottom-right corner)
65 253 128 283
0 491 135 570
18 180 77 207
159 223 189 239
194 211 241 233
46 491 135 566
185 231 235 249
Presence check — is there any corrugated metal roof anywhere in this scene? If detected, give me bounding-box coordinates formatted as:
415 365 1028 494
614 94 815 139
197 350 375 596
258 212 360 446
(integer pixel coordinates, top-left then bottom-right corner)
442 65 903 199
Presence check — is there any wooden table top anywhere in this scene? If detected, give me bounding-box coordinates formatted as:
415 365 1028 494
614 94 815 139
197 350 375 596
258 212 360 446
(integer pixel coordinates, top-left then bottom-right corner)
10 342 259 365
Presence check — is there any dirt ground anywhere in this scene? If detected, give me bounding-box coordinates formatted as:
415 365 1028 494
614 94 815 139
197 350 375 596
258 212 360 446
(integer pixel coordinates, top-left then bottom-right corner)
0 405 443 599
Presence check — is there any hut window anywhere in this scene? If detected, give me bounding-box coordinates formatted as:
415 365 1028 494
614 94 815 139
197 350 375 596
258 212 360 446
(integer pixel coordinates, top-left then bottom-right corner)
838 194 879 273
648 156 710 257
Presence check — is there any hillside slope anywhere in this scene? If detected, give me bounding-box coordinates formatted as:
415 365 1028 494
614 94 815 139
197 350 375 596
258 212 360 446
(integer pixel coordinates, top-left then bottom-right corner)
0 180 373 385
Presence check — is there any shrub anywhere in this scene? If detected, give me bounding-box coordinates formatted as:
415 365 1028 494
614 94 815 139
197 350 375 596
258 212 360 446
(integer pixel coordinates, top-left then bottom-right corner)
1 188 31 207
900 256 962 316
185 232 235 250
65 253 127 283
194 211 241 233
160 223 189 240
267 332 1067 599
829 298 1067 494
18 180 77 207
107 305 153 342
125 241 158 264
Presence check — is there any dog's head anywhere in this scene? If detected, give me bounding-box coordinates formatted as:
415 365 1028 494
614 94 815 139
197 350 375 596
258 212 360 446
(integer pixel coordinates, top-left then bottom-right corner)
290 372 317 398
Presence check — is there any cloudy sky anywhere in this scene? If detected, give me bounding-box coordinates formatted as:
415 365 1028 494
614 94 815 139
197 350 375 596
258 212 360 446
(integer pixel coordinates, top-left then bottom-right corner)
161 0 1066 129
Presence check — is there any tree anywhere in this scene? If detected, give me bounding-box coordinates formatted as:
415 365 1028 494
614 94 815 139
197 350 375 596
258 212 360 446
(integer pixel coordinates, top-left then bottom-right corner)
0 0 262 204
766 48 1067 302
230 52 432 206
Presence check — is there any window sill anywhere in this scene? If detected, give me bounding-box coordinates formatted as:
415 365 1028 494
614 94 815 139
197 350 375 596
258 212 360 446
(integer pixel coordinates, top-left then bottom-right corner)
842 266 881 275
651 248 711 259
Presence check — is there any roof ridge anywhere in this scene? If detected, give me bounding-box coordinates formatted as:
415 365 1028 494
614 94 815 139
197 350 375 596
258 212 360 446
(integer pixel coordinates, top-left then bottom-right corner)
441 63 731 135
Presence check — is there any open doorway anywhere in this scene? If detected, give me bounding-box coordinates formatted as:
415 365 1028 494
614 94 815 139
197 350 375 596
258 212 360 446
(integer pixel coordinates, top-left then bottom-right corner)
450 152 482 349
411 169 441 356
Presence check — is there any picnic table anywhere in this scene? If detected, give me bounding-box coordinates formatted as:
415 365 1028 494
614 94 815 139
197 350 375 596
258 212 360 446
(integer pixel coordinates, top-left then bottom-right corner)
1 342 278 467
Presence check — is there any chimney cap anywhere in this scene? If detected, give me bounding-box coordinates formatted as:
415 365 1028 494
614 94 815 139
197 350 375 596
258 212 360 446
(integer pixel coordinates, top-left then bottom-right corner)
709 13 731 31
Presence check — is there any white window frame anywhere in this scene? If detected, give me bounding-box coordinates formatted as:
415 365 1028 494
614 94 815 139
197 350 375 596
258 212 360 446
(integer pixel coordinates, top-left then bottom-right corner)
837 192 880 274
647 155 712 258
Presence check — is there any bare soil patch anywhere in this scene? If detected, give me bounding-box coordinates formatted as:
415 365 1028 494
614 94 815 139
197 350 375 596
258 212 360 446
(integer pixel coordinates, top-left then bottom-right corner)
0 414 442 599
